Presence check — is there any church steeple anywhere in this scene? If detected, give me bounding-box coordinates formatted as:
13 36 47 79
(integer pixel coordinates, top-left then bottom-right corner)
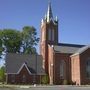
41 1 58 26
40 1 58 74
47 1 53 22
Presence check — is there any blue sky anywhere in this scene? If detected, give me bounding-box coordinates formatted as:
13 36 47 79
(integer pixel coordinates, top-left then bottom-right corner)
0 0 90 54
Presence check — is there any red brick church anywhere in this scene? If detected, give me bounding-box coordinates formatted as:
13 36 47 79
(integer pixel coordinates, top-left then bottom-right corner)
6 2 90 85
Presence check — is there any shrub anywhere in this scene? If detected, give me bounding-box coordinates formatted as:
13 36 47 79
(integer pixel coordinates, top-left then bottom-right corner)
41 75 49 84
63 79 68 85
0 66 5 83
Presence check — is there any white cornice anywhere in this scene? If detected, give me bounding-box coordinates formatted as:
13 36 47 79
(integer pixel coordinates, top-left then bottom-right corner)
17 63 32 75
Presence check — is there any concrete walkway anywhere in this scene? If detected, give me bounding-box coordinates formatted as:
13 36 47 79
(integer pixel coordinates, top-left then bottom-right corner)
1 85 90 90
0 84 90 88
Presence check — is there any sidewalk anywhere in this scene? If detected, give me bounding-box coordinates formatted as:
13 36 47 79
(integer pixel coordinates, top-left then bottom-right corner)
0 84 90 88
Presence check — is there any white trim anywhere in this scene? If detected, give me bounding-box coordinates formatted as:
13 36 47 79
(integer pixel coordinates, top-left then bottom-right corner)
70 46 90 57
7 73 35 75
7 73 45 75
17 63 32 75
7 63 32 75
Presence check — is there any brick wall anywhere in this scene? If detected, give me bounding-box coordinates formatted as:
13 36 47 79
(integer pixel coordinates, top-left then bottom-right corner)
7 66 44 84
71 48 90 85
71 55 81 85
53 52 71 84
80 48 90 85
48 45 54 84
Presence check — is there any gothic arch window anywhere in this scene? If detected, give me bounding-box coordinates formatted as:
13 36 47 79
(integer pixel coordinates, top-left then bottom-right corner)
48 29 51 41
86 58 90 78
60 60 66 79
48 28 55 41
52 29 54 41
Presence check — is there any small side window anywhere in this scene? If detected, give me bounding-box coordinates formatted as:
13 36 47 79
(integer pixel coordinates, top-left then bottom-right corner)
22 74 26 83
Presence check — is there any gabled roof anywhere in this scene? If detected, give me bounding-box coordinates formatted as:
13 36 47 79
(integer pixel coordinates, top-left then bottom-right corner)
6 53 45 75
53 43 85 54
71 45 90 57
17 62 32 75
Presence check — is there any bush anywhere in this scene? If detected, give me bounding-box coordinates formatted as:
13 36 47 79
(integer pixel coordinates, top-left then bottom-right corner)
41 75 49 84
63 79 68 85
0 66 5 83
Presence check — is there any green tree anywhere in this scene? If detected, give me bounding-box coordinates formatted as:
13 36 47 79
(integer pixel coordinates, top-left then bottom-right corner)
0 26 39 54
22 26 39 54
0 30 3 56
0 39 2 54
2 29 22 53
0 66 5 83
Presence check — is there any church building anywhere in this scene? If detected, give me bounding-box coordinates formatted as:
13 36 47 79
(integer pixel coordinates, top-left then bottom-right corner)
6 2 90 85
40 2 90 85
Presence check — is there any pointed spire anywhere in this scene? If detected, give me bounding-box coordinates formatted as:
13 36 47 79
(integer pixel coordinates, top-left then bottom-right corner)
47 1 53 22
55 16 58 22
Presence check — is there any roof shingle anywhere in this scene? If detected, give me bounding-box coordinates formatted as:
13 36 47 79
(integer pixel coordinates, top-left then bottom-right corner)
53 43 85 54
6 53 45 75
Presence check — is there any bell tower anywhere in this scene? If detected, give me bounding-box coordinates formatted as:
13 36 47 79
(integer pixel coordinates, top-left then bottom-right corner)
40 1 58 73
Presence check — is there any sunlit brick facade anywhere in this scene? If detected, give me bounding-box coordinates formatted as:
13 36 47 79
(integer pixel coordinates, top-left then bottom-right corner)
40 2 90 85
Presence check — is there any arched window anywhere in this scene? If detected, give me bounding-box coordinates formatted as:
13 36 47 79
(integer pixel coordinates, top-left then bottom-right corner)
52 29 54 41
48 29 51 41
60 60 66 79
86 58 90 78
